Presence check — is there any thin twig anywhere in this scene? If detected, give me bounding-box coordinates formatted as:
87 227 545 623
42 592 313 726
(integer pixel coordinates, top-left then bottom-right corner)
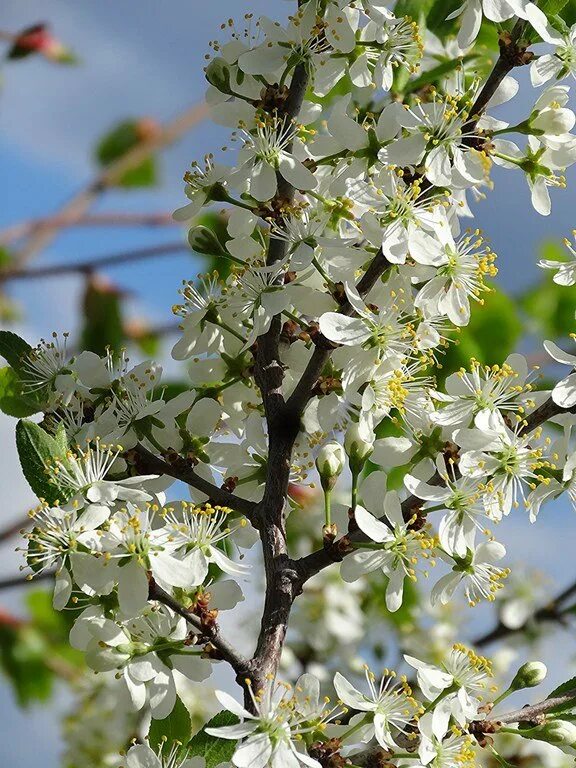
496 688 576 725
0 212 176 245
475 578 576 647
148 579 251 679
130 444 257 521
0 241 188 282
0 570 55 590
13 102 208 268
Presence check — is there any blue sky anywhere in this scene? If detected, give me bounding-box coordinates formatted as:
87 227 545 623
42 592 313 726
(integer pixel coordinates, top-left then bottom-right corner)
1 2 576 765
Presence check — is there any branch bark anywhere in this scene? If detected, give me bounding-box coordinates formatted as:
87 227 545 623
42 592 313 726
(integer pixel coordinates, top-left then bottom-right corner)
149 579 251 681
130 444 257 521
248 60 311 695
496 688 576 725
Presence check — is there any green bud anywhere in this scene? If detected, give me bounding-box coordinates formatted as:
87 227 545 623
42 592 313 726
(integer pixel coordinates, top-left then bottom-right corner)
316 442 345 491
509 661 548 691
532 719 576 746
188 225 228 257
205 57 232 94
344 422 374 472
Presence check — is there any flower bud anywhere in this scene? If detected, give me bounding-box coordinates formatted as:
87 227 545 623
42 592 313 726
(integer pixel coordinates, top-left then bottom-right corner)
532 719 576 746
316 442 345 491
531 107 576 136
188 225 228 257
344 422 374 473
509 661 548 691
205 57 232 94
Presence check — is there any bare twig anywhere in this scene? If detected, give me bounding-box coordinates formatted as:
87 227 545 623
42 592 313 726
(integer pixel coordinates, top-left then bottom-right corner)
148 579 251 679
0 570 55 590
130 444 257 522
465 18 531 134
0 241 188 282
496 688 576 725
0 211 176 245
12 102 208 268
475 578 576 647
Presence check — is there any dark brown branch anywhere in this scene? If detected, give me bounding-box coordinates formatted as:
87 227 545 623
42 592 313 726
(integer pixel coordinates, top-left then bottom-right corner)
285 249 392 420
248 60 312 695
475 577 576 647
464 19 531 135
149 579 251 679
0 241 188 282
0 515 30 544
0 570 55 590
130 444 257 521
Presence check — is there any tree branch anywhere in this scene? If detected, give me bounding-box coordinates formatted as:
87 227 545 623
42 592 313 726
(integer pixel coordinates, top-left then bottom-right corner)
0 570 55 590
11 102 208 269
247 60 312 694
494 688 576 725
294 397 574 587
148 579 251 680
0 211 176 246
130 444 257 521
475 577 576 647
285 249 392 420
464 18 531 134
0 241 188 282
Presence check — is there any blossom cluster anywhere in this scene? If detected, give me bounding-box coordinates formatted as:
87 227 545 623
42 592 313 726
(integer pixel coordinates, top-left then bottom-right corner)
4 0 576 766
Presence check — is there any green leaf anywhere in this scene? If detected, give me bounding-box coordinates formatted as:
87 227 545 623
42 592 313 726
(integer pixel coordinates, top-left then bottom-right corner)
0 330 32 372
545 677 576 714
520 242 575 339
394 0 435 22
15 420 69 505
149 696 192 750
439 287 522 379
0 623 54 706
185 710 239 767
539 0 570 16
80 277 124 357
95 120 158 188
0 367 42 417
426 0 463 32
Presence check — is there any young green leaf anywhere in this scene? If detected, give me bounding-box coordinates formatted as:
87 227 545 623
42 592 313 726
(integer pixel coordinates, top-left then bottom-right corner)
148 696 192 751
544 677 576 714
185 710 239 768
15 420 70 505
0 367 42 418
0 330 32 372
95 119 158 188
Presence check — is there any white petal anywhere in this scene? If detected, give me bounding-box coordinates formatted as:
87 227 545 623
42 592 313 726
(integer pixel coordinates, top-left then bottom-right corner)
354 504 391 543
278 154 317 191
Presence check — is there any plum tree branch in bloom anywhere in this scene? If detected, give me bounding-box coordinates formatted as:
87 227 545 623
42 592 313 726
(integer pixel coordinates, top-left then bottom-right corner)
130 444 257 521
4 0 576 766
147 578 252 679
